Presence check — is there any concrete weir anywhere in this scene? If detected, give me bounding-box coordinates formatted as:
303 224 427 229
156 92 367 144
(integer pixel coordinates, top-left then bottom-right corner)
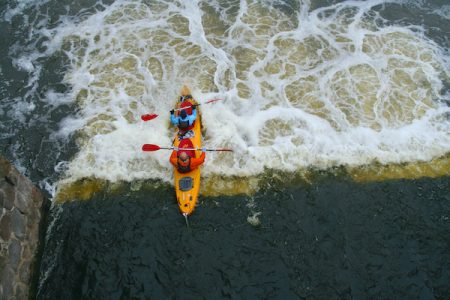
0 155 49 299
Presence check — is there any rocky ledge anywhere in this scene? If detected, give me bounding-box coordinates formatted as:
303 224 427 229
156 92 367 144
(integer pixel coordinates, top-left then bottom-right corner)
0 155 49 299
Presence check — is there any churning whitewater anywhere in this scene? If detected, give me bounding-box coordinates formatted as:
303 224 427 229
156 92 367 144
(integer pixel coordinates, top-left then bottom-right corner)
2 0 450 192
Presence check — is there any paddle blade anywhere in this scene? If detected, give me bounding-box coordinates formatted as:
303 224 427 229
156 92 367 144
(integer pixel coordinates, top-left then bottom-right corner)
141 114 158 121
142 144 161 151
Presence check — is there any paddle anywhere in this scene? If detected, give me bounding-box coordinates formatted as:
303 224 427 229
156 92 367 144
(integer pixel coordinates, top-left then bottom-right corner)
141 114 158 121
142 144 233 152
140 98 223 121
173 98 222 112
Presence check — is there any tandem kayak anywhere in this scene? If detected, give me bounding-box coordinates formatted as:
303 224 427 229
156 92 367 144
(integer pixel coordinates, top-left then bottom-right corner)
172 86 202 216
141 86 232 219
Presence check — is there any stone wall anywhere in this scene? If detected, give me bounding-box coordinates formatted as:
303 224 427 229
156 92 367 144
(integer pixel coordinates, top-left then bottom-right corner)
0 155 48 299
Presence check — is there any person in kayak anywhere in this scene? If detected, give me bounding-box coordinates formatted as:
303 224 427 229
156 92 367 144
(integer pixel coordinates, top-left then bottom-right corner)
170 106 197 129
169 139 205 173
170 100 198 140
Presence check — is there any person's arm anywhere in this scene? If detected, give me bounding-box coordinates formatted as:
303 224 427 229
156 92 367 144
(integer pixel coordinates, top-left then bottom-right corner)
169 150 178 167
170 110 178 125
190 151 205 169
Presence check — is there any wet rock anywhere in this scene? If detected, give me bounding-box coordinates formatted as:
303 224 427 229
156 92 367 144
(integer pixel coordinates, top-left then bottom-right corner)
16 176 33 199
0 158 11 177
8 238 22 269
1 183 15 210
15 282 28 300
5 174 18 186
0 155 49 299
14 191 30 215
0 240 7 256
11 208 26 239
19 260 31 283
0 212 11 240
32 187 44 209
1 266 15 298
5 167 18 186
21 244 32 264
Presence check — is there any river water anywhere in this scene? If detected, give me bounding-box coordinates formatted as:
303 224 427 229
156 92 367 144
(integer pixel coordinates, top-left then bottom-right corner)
0 0 449 298
36 176 449 299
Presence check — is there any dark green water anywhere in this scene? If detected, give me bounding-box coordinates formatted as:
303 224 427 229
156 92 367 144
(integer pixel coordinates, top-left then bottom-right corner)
37 176 450 299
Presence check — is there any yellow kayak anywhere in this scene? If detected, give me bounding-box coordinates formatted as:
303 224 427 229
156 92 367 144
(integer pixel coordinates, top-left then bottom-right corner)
172 86 202 216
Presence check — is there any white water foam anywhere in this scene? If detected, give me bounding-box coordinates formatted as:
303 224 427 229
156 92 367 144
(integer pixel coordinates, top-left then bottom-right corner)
4 0 450 190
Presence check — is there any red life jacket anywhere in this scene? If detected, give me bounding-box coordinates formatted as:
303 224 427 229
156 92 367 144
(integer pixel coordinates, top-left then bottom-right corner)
178 101 193 115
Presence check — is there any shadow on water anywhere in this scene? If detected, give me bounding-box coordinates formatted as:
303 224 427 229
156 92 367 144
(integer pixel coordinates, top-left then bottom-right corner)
36 176 450 299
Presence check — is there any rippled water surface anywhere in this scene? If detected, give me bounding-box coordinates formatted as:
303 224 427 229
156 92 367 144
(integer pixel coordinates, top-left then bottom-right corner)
37 176 450 299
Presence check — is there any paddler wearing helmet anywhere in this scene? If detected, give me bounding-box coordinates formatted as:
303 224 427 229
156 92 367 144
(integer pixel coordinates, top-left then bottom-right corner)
170 95 198 131
169 139 206 173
